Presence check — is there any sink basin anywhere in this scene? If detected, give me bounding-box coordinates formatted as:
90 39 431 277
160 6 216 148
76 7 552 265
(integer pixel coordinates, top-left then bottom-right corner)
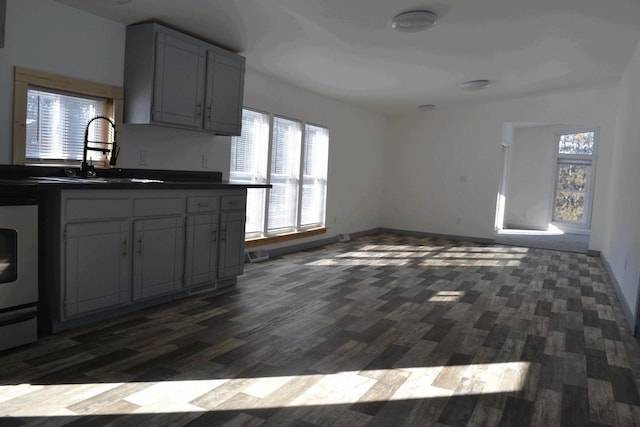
90 177 164 183
37 176 164 184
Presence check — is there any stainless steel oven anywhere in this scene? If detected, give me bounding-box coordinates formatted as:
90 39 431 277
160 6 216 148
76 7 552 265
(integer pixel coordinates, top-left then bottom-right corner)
0 184 38 351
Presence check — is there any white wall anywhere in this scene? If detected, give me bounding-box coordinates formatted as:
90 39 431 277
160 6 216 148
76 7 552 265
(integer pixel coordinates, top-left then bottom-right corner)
1 0 386 246
0 0 229 173
0 0 122 163
382 82 618 250
602 38 640 324
505 125 557 230
243 69 386 248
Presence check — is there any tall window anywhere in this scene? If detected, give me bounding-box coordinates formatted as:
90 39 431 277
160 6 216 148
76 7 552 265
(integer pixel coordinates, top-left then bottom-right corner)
552 131 597 228
13 67 123 167
268 117 302 232
230 109 329 240
230 109 270 237
301 124 329 227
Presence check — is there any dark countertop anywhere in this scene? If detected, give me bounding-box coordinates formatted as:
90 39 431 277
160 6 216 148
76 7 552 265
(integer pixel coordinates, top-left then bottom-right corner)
0 165 270 190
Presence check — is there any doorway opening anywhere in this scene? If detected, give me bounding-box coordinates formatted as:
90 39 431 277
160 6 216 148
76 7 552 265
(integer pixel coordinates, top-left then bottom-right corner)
494 124 598 253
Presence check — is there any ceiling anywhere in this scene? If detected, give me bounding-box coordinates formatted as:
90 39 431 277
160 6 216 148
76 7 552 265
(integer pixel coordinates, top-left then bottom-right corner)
55 0 640 114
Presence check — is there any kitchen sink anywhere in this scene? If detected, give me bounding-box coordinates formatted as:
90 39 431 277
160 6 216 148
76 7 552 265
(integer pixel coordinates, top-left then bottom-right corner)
36 176 164 184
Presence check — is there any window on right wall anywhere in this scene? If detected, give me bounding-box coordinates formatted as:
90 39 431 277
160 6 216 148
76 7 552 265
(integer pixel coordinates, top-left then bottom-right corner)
230 108 329 241
552 131 598 229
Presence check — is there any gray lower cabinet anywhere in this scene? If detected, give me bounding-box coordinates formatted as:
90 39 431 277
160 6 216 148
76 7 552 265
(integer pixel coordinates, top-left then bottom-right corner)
64 220 130 317
218 195 247 280
132 216 185 300
184 214 219 287
45 188 248 333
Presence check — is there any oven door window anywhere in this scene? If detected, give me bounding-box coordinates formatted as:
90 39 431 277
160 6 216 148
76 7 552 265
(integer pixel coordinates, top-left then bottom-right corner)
0 229 18 284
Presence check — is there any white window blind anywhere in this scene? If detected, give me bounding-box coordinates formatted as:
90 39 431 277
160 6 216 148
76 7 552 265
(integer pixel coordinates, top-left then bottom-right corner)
268 116 302 232
230 109 329 240
26 87 110 165
230 109 270 236
301 124 329 227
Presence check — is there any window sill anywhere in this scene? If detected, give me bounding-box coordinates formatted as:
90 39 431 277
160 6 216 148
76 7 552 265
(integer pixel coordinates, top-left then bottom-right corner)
245 227 327 248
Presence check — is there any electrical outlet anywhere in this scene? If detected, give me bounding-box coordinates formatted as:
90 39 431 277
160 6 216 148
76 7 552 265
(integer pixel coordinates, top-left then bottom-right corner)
139 150 147 166
456 217 462 225
202 154 208 169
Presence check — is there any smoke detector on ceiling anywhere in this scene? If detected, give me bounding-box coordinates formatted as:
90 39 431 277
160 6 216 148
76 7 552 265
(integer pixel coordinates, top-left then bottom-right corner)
391 11 438 33
461 80 490 90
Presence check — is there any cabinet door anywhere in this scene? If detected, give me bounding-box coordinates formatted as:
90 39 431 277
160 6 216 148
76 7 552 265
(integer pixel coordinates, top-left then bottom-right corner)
218 211 246 279
64 221 130 318
184 214 219 287
153 29 206 128
204 50 245 135
132 217 184 300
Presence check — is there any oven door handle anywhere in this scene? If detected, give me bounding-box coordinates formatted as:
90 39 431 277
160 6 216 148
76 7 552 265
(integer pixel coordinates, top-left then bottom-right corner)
0 311 37 328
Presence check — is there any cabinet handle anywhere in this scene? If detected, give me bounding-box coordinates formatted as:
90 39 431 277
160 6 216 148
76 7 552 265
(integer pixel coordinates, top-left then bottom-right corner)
123 239 128 257
138 237 144 255
207 105 212 119
196 103 202 117
198 202 210 207
221 229 227 241
211 230 217 242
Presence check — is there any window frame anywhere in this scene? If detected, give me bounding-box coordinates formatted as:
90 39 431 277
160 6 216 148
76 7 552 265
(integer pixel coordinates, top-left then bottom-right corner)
299 121 329 229
267 114 303 234
229 107 271 239
551 129 599 229
230 108 329 245
12 67 124 166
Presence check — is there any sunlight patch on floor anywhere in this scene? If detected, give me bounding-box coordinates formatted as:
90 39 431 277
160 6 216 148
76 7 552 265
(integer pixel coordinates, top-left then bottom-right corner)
306 244 530 268
497 224 564 236
429 291 465 302
0 362 530 417
306 258 411 267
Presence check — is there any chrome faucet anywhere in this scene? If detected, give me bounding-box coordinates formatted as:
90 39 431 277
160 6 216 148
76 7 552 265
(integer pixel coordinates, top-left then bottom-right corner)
81 115 120 178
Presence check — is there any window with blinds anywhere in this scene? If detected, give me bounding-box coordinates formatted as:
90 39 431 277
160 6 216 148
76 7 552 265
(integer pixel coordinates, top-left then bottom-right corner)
230 109 329 240
301 124 329 227
268 116 302 232
25 87 111 166
230 109 270 237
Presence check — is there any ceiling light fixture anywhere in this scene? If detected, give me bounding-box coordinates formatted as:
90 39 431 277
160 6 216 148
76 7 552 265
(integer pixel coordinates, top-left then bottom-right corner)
418 104 435 111
461 80 490 90
391 10 438 33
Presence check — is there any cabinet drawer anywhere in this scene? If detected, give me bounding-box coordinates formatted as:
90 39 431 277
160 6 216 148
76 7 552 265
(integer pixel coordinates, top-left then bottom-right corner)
65 198 129 220
187 196 219 213
220 195 245 211
134 198 184 217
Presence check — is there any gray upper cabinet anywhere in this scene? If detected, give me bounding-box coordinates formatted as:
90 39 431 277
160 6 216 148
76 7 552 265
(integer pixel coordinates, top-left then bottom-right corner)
204 50 245 135
153 30 206 128
124 22 245 135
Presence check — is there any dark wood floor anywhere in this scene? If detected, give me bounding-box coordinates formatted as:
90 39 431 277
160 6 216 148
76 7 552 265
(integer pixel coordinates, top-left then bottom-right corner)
1 233 640 426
